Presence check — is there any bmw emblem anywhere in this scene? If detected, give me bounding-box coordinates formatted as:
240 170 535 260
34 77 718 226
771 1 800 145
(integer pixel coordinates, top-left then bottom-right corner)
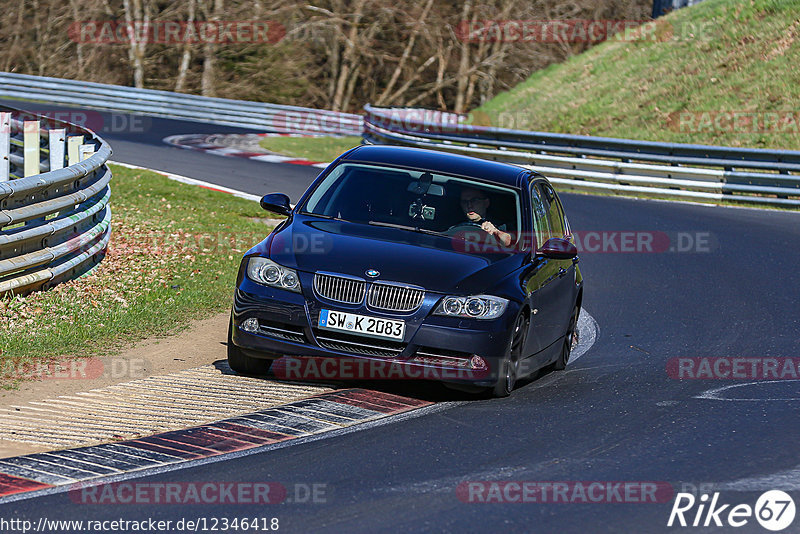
365 269 380 278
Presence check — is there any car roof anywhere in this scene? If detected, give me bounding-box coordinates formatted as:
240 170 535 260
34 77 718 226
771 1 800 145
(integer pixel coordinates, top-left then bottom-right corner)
340 145 529 188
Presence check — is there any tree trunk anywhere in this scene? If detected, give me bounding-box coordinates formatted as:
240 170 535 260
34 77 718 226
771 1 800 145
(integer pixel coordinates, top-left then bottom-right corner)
453 0 473 113
174 0 196 92
331 0 366 112
122 0 147 88
68 0 84 76
201 0 224 97
375 0 434 106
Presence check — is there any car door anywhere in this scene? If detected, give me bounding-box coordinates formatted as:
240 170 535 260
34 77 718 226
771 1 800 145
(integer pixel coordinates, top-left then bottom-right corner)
538 182 576 342
521 180 562 353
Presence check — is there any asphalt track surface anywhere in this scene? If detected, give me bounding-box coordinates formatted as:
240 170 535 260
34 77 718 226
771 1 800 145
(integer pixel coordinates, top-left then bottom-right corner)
2 105 799 533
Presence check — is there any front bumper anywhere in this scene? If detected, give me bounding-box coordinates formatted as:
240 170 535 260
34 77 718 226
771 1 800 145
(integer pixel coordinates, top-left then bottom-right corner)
231 280 519 386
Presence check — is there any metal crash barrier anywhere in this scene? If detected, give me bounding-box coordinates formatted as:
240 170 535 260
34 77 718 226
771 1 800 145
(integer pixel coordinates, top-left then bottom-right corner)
364 105 800 208
0 107 112 295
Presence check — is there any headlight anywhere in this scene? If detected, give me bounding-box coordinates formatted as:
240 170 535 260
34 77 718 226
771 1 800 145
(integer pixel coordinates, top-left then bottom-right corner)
434 295 508 320
246 257 301 292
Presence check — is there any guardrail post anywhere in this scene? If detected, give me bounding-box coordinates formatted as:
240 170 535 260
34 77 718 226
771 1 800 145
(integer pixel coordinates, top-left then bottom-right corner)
23 120 40 177
79 144 95 161
49 128 66 171
67 135 84 166
0 112 8 181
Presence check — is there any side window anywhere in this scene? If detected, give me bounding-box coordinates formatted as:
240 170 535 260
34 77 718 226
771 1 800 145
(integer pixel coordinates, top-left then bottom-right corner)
539 183 565 238
530 183 550 249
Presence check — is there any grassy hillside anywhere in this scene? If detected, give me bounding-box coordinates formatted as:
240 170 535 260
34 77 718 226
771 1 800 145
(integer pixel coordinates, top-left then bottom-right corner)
476 0 800 150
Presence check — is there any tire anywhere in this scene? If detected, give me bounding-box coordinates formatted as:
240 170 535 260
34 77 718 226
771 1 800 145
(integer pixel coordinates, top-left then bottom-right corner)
553 304 580 371
227 318 274 376
492 313 529 397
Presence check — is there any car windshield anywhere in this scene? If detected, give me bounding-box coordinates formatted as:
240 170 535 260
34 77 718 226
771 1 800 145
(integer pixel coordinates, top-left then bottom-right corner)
300 162 521 245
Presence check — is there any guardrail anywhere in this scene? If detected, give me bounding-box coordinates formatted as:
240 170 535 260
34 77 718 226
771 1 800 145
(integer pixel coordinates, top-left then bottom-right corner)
0 72 362 136
363 105 800 207
0 106 112 295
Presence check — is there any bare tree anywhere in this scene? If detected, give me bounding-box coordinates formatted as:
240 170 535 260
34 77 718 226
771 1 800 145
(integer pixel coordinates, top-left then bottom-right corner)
0 0 653 111
200 0 224 96
121 0 149 88
374 0 435 106
174 0 197 92
454 0 474 113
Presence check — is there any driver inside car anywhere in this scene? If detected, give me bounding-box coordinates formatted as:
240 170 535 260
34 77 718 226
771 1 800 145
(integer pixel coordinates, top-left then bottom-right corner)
454 187 512 247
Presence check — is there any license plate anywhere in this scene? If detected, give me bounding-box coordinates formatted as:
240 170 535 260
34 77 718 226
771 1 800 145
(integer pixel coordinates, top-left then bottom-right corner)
318 309 405 341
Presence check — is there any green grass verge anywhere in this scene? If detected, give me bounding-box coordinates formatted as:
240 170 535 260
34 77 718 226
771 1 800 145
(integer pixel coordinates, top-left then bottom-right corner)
258 135 362 162
475 0 800 150
0 164 276 386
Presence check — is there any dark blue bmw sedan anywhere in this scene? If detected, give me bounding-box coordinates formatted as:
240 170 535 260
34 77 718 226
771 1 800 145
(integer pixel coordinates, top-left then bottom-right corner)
228 145 583 396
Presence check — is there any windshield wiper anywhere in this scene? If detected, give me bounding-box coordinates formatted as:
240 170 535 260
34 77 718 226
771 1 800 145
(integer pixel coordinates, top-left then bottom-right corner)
303 212 346 222
368 221 446 237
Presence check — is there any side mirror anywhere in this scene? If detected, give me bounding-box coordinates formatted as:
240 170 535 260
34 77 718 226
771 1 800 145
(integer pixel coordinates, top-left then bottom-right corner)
260 193 292 216
538 237 577 259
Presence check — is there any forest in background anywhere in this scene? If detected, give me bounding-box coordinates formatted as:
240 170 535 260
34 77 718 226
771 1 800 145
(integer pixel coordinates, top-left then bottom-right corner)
2 0 650 112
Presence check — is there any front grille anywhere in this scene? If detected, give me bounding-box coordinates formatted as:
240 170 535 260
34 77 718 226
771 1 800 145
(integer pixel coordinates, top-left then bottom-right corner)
314 330 405 358
367 282 425 312
258 321 306 343
314 273 366 304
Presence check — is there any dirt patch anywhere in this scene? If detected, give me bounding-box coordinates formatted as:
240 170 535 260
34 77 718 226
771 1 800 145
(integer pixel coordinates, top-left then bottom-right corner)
0 311 230 458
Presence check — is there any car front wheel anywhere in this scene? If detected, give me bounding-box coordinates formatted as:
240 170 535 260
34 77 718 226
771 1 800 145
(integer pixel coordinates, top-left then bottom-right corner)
553 304 580 370
492 313 528 398
227 316 274 375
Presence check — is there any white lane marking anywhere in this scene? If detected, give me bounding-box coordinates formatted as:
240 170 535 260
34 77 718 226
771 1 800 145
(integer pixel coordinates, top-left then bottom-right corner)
561 189 800 214
642 195 800 214
569 309 598 365
108 160 261 202
695 380 800 402
373 464 535 495
715 464 800 491
248 154 293 163
205 147 243 156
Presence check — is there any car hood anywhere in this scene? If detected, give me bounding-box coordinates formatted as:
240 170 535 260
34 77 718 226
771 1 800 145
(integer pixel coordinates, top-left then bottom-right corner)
257 216 524 294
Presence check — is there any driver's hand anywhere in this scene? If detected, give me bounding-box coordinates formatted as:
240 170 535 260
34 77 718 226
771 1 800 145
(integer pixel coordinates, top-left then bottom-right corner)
480 220 498 235
481 220 512 247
